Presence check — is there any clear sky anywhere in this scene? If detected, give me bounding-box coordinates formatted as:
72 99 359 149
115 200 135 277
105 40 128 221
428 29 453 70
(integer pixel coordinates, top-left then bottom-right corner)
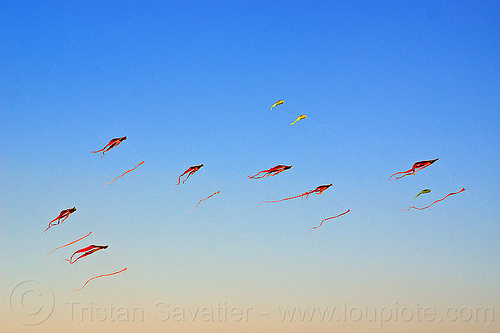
1 1 499 332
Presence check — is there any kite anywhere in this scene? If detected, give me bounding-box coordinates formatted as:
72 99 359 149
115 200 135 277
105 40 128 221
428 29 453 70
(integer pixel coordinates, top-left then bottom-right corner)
271 100 284 109
305 209 350 235
91 136 127 158
188 191 220 214
45 231 92 259
414 189 431 199
45 207 76 232
291 115 306 125
247 165 292 179
104 161 144 188
64 245 108 264
253 184 332 215
401 188 465 211
177 164 204 185
74 268 127 292
389 158 439 181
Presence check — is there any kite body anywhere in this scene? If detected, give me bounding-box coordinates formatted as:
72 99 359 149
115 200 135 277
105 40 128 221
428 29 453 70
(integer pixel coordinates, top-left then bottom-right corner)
291 115 306 125
65 245 108 264
45 207 76 232
271 100 284 109
415 189 431 199
254 183 332 214
177 164 204 185
91 136 127 158
389 158 438 181
247 165 292 179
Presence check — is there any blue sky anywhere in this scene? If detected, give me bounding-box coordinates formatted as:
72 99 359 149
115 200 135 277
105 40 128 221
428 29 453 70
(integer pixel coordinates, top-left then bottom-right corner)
1 1 499 332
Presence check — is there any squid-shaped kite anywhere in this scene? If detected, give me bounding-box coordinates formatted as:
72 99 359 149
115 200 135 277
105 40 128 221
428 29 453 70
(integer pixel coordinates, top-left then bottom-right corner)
45 207 76 232
64 245 108 264
291 115 306 125
389 158 438 181
91 136 127 158
415 189 431 198
271 100 284 109
253 184 332 215
177 164 204 185
247 165 292 179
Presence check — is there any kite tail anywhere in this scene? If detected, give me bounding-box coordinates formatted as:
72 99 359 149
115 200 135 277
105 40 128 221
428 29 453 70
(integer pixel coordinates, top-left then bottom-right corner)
305 209 350 235
45 220 57 232
91 141 114 154
394 173 413 181
45 215 68 232
389 168 413 181
104 161 144 188
401 188 465 211
74 268 127 292
188 191 220 214
252 202 264 216
45 231 92 259
247 170 268 179
177 169 191 185
253 192 308 215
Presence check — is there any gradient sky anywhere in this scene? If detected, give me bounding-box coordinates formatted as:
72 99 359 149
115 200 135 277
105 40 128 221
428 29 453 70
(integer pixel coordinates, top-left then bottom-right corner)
1 1 499 332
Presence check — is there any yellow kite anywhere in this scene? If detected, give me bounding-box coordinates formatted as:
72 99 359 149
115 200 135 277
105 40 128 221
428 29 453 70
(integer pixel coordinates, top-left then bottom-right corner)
291 115 306 125
414 189 431 199
271 100 284 109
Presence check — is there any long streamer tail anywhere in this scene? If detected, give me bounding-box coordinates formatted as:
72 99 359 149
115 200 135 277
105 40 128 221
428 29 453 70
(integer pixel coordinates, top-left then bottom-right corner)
401 188 465 211
188 191 220 214
104 161 144 189
74 268 127 292
45 231 92 259
305 209 350 235
252 192 308 216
